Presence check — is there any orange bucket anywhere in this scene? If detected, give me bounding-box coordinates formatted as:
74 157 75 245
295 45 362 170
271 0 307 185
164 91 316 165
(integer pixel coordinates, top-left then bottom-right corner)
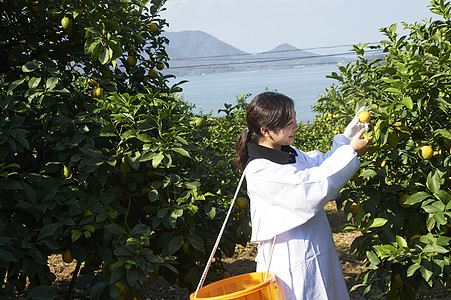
190 272 286 300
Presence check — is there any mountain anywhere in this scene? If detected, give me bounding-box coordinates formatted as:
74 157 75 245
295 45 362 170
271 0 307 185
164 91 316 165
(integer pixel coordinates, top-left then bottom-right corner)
162 30 343 76
164 31 246 59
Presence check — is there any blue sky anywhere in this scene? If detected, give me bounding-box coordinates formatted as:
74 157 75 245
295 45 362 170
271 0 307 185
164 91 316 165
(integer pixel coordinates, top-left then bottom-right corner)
161 0 437 53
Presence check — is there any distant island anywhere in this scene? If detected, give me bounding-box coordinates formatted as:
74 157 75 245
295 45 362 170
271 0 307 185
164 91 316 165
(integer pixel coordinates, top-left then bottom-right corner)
162 30 357 76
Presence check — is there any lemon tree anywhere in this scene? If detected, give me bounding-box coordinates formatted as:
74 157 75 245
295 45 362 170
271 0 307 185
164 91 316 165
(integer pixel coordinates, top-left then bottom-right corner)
317 1 451 298
0 0 254 298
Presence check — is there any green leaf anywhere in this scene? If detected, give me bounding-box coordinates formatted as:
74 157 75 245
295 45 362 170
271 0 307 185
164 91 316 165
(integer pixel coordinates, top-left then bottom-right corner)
46 77 59 91
167 235 184 254
99 46 113 65
406 191 431 205
402 96 413 109
38 223 59 241
172 147 190 157
188 235 205 253
366 251 380 266
423 244 448 254
420 265 434 283
126 267 138 286
435 190 451 204
407 263 421 277
384 87 402 94
84 38 100 54
7 78 26 93
71 230 83 242
436 129 451 139
130 224 151 236
22 182 36 203
147 190 158 202
28 77 41 89
205 206 216 219
396 235 408 248
367 218 388 228
0 249 18 262
360 169 377 178
152 152 164 168
105 224 127 235
427 171 441 194
22 60 40 72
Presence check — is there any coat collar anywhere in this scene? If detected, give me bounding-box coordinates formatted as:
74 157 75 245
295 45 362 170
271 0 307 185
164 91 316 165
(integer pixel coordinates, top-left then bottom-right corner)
247 141 298 165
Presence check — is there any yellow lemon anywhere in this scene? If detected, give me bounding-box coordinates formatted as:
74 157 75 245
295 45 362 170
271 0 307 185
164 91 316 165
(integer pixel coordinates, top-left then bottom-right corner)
88 77 97 87
418 145 433 160
147 22 158 32
357 110 371 123
350 203 361 214
92 86 103 98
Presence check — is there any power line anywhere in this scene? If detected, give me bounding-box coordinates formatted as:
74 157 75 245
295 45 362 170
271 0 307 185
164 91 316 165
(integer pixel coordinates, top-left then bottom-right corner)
168 49 384 70
168 42 380 62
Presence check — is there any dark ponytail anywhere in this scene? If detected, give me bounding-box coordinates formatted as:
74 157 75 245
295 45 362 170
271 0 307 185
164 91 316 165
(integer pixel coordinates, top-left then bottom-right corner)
235 91 295 172
235 128 252 172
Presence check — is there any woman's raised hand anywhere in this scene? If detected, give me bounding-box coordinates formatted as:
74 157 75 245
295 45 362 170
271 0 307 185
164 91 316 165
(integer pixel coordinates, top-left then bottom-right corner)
350 128 373 157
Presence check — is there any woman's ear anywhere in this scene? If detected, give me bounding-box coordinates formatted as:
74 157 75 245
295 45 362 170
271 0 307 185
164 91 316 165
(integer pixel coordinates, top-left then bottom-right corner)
260 127 270 137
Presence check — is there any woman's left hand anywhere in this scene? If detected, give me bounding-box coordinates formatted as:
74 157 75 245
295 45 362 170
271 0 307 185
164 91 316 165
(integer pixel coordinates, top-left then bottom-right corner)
344 107 369 140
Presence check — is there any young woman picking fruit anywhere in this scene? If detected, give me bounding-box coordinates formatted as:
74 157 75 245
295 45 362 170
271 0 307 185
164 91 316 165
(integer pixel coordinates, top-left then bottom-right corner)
235 92 372 300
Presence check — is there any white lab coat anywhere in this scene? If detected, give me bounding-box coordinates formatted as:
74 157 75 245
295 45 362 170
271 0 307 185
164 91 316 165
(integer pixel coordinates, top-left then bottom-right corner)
245 134 360 300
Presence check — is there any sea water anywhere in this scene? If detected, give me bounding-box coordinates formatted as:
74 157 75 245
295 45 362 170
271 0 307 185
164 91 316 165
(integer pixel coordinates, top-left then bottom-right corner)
170 64 342 123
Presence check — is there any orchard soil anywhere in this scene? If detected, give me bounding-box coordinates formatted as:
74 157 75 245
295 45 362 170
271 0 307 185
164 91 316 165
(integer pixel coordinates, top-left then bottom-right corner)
50 202 451 300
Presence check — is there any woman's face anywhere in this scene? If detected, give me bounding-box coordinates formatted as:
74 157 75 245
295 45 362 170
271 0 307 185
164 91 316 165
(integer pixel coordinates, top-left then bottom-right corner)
259 112 298 150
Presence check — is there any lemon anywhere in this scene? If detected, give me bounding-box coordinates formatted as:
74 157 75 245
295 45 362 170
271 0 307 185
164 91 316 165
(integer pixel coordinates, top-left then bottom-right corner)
115 282 126 294
418 145 433 159
62 165 71 178
62 249 74 263
148 69 158 79
182 240 193 255
83 209 94 217
88 77 97 87
156 62 165 70
350 203 361 214
147 22 158 32
357 110 371 123
409 234 421 241
61 17 72 30
127 55 137 67
236 197 248 209
92 86 103 98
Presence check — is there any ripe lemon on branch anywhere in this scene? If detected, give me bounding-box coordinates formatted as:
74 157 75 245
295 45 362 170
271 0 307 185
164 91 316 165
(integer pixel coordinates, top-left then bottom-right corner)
357 110 371 123
418 145 433 160
350 203 361 214
92 86 103 98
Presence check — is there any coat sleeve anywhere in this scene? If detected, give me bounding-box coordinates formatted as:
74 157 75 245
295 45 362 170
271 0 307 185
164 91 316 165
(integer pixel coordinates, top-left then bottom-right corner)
247 144 360 242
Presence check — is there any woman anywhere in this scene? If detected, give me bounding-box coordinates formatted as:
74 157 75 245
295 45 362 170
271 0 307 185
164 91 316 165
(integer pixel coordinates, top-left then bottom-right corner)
235 91 372 299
